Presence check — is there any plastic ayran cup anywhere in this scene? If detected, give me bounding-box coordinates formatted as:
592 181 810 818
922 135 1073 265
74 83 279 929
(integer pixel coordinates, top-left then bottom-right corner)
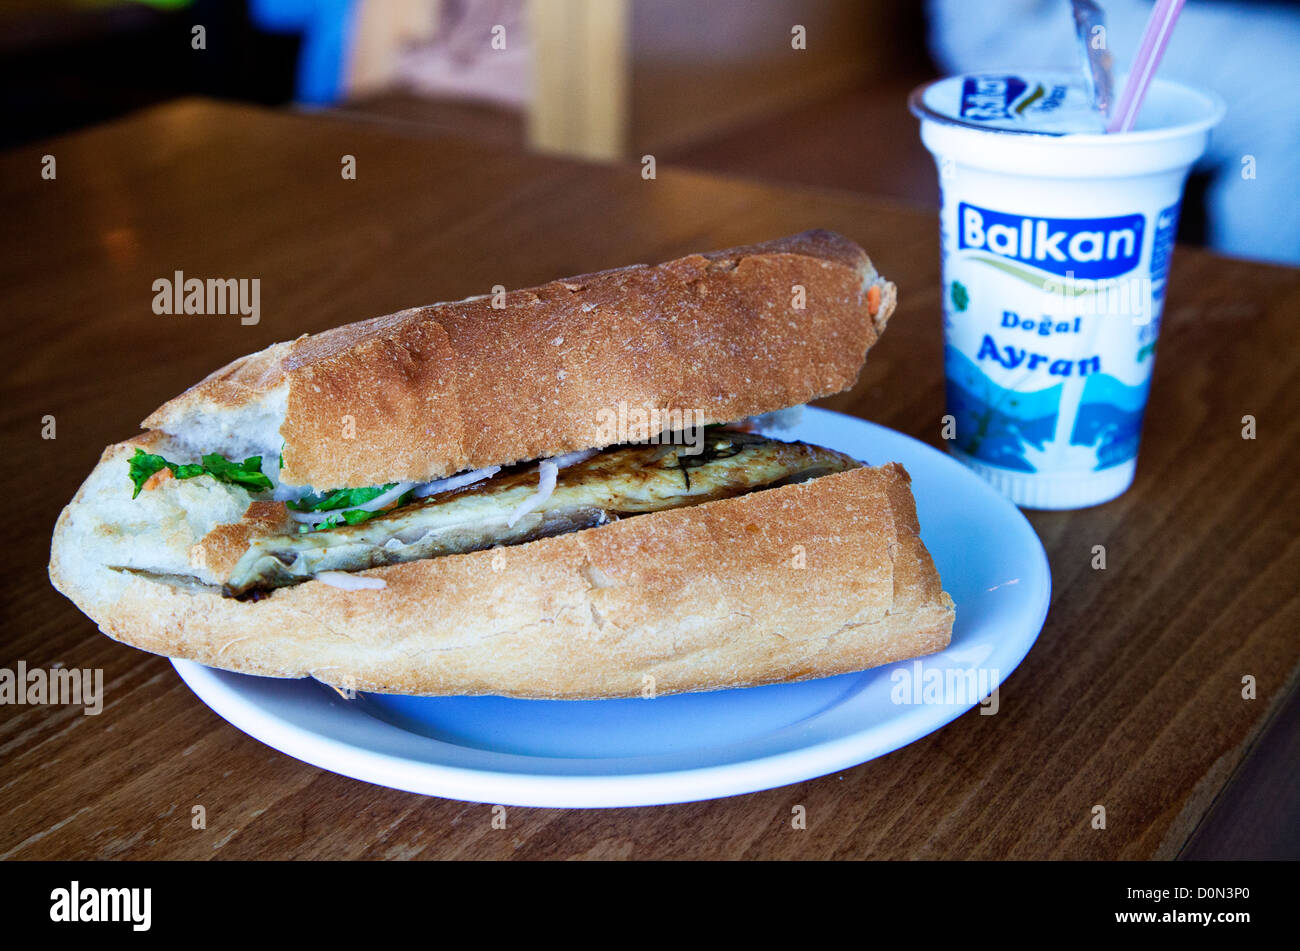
910 72 1225 509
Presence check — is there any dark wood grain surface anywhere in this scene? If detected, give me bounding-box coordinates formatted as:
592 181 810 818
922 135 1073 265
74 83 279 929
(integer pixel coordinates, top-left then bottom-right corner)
2 100 1297 860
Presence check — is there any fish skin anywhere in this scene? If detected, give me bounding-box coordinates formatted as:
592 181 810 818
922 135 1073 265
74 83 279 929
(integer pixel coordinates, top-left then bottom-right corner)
223 431 860 597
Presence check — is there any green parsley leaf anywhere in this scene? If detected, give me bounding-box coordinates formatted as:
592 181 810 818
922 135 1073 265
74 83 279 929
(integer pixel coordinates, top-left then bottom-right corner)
199 453 274 492
127 448 272 498
286 484 396 513
288 488 417 532
128 450 169 498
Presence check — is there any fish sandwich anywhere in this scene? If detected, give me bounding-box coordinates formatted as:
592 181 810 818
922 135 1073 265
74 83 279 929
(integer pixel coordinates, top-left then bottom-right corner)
50 231 955 699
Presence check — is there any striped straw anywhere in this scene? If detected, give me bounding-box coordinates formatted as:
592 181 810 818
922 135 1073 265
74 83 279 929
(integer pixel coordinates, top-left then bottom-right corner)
1108 0 1187 132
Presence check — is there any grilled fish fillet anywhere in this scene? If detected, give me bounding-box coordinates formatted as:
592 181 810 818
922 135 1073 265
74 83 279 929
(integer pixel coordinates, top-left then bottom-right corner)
223 431 859 597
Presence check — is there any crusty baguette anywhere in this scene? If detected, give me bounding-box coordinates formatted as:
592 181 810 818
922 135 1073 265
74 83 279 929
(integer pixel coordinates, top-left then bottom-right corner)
142 230 896 489
48 231 951 699
49 443 953 698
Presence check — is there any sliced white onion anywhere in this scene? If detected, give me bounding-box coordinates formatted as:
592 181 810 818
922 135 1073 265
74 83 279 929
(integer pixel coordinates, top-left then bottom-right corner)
314 571 386 591
354 481 420 511
411 465 500 499
254 451 311 502
288 481 417 524
549 448 598 469
288 508 333 525
506 459 558 528
272 483 314 502
746 405 805 432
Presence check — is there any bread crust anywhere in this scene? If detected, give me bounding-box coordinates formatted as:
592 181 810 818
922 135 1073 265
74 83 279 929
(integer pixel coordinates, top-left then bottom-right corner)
142 231 895 488
50 456 954 699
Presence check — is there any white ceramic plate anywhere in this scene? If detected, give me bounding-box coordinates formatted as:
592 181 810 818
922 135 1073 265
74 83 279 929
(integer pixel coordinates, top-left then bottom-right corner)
173 408 1050 807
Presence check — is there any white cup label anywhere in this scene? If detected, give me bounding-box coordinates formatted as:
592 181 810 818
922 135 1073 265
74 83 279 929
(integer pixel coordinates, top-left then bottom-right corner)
942 201 1179 475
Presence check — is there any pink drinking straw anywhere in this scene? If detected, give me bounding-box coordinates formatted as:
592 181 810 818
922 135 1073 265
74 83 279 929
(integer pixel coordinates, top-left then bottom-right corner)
1108 0 1187 132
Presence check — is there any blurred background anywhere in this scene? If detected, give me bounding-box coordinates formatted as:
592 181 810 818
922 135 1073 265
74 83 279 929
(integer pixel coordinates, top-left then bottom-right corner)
3 0 1296 264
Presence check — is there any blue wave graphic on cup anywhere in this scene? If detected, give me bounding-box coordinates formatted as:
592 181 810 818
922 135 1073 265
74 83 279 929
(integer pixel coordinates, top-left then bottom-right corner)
944 346 1150 473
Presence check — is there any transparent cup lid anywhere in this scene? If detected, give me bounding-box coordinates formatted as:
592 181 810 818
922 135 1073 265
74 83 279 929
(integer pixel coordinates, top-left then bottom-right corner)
910 72 1107 137
910 72 1226 144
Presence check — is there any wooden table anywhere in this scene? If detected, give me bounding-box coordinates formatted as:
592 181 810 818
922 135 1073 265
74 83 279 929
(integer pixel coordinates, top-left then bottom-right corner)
2 100 1297 860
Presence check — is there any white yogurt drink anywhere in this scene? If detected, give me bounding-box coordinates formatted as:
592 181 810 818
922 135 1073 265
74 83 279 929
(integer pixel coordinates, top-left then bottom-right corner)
910 73 1224 509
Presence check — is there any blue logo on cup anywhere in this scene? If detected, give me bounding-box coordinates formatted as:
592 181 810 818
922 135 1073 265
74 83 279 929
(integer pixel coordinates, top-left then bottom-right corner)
958 203 1145 280
959 76 1072 123
960 76 1027 121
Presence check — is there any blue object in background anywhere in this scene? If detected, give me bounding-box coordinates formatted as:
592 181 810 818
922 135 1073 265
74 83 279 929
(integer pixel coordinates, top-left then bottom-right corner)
249 0 357 105
926 0 1300 265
